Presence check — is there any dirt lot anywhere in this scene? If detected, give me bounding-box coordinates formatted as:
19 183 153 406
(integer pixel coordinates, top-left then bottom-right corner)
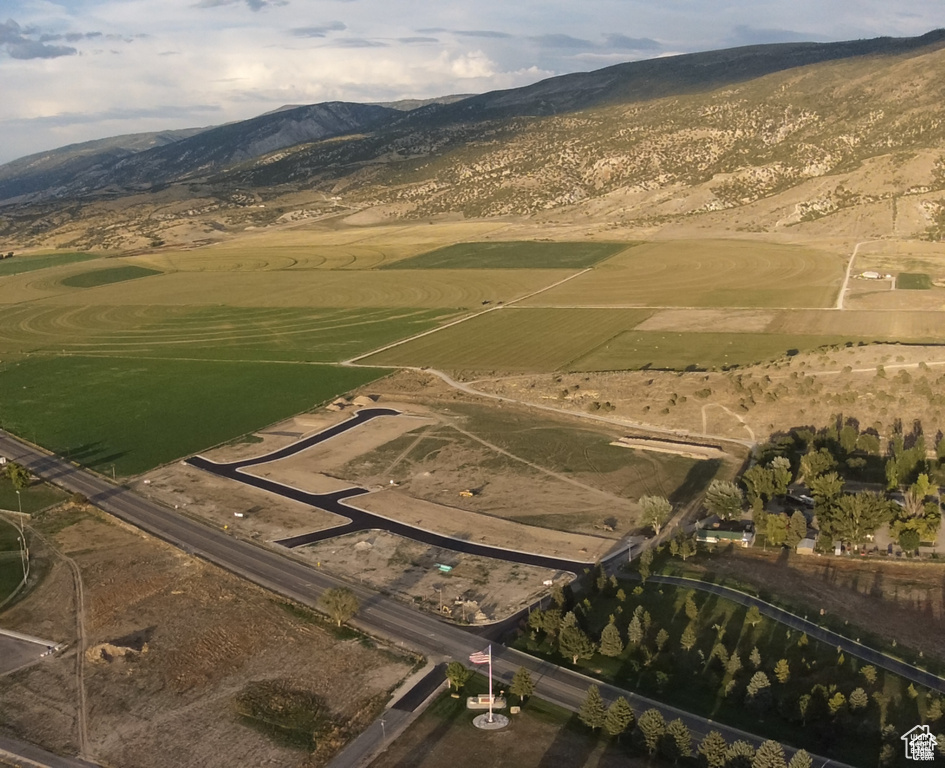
0 504 413 768
686 547 945 660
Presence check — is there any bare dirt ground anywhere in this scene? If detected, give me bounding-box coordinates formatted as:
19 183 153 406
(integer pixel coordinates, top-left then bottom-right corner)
295 531 562 623
686 547 945 660
0 504 413 768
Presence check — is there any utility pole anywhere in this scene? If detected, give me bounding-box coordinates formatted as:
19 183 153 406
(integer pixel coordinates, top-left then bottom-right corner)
15 489 21 516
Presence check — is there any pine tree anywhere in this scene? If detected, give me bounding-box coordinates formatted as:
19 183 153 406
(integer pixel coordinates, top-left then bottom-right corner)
445 661 471 692
724 740 756 768
746 671 771 705
509 666 535 702
827 691 846 715
848 687 868 710
662 718 692 761
681 623 697 652
698 730 728 768
726 652 742 675
752 740 787 768
636 709 666 755
787 750 812 768
749 646 762 669
627 614 643 646
655 628 670 653
684 592 699 621
860 664 877 685
599 622 624 657
774 659 790 684
578 685 606 729
603 696 635 738
745 605 762 627
559 623 596 665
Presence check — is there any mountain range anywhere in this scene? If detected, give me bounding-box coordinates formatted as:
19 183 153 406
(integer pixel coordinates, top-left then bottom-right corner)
2 29 944 250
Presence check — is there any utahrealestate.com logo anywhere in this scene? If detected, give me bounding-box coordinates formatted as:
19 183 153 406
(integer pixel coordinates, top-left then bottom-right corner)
902 725 940 761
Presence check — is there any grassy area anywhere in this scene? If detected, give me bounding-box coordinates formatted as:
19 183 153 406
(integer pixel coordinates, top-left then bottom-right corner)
380 241 630 270
363 308 652 371
0 516 25 604
0 475 66 514
0 305 456 361
520 240 843 308
571 331 862 371
897 273 933 289
0 356 387 476
0 252 99 277
60 265 163 288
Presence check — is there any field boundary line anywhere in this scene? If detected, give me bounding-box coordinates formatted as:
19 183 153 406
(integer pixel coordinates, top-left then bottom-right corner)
343 268 594 365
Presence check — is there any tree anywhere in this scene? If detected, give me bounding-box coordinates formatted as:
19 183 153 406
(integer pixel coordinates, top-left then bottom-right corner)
765 514 789 546
445 661 471 692
698 730 728 768
578 684 606 729
603 696 635 738
800 448 837 481
671 531 697 561
749 646 762 669
599 622 624 657
638 547 654 583
655 628 670 653
509 666 535 702
542 608 563 638
823 491 892 549
827 691 846 716
636 708 666 755
742 465 776 508
769 456 793 496
559 622 596 665
787 750 812 768
640 495 672 535
4 462 30 490
320 587 359 626
752 740 787 768
899 528 920 551
848 687 868 710
627 614 643 646
726 652 742 675
662 718 692 762
787 511 808 547
745 605 762 627
681 623 697 652
705 480 744 520
861 665 877 686
724 740 756 768
807 471 844 509
746 671 771 701
685 592 699 621
774 659 790 684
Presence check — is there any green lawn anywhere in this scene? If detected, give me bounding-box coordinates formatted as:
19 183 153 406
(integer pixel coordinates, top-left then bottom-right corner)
0 356 387 476
0 251 99 277
60 265 163 288
896 273 933 290
0 475 66 514
381 241 630 270
0 517 25 604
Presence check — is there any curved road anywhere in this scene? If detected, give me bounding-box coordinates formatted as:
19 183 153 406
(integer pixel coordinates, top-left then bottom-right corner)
0 430 856 768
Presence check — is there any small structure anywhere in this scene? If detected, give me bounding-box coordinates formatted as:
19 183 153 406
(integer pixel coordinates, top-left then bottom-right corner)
696 520 755 548
796 537 817 556
466 694 508 711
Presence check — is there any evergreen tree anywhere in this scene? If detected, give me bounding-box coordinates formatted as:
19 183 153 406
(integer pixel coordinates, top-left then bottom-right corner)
599 622 624 657
726 652 742 676
827 691 846 715
542 608 563 638
848 687 868 710
636 709 666 755
655 628 670 653
638 547 654 582
559 622 596 665
509 666 535 702
724 740 756 768
662 718 692 762
746 671 771 706
578 685 606 729
697 730 728 768
603 696 635 738
527 608 544 632
627 614 644 646
860 665 877 685
749 646 762 669
774 659 790 684
745 605 762 627
681 623 697 652
752 740 787 768
684 592 699 621
787 750 812 768
445 661 471 692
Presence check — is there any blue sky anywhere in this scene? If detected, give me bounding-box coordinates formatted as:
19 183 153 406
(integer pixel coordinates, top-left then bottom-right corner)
0 0 941 164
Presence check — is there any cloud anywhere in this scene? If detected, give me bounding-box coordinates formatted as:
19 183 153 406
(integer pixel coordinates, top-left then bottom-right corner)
727 25 824 46
398 37 438 44
602 33 660 51
454 30 512 39
1 19 77 59
195 0 287 11
529 33 593 48
326 38 387 47
290 22 346 38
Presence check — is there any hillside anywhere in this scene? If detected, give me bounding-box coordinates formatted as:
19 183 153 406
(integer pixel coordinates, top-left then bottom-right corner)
2 30 945 250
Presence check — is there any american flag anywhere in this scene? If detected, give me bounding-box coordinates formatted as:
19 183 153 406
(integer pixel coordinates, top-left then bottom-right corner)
469 647 491 665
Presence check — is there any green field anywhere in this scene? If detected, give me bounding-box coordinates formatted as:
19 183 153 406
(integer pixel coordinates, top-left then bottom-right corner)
571 331 866 371
60 265 163 288
0 252 99 277
0 517 25 604
0 305 455 362
363 308 653 371
0 475 66 514
521 240 844 308
896 272 933 289
0 356 387 476
380 241 629 270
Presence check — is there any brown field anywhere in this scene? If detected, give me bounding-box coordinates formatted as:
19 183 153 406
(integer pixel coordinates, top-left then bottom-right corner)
767 309 945 339
0 505 412 768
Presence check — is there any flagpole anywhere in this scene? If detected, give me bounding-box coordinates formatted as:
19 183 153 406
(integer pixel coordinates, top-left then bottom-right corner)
487 645 494 723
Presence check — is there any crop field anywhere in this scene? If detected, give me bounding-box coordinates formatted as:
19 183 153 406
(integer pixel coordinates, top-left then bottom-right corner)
0 252 99 277
896 272 933 289
362 307 653 371
0 304 454 361
520 239 844 308
570 331 863 371
60 265 162 288
767 309 945 340
380 241 630 270
0 356 386 475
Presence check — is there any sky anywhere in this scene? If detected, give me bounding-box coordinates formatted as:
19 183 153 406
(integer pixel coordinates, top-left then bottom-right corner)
0 0 942 165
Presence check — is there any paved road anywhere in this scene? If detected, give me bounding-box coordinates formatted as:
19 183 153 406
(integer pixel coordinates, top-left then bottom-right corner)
0 431 856 767
638 573 945 695
0 735 97 768
186 408 594 574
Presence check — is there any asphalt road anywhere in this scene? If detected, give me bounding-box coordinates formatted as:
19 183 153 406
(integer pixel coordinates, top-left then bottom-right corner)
0 735 97 768
0 431 857 768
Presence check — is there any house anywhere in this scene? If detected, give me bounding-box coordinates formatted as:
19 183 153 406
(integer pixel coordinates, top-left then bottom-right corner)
901 724 939 761
696 520 755 548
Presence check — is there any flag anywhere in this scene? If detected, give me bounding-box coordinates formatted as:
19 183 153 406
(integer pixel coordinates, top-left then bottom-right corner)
469 648 491 665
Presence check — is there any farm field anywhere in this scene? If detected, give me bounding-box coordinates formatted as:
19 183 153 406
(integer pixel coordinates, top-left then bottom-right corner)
0 356 385 475
0 251 99 277
767 309 945 339
519 239 845 308
0 304 454 361
380 241 630 270
60 265 163 288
